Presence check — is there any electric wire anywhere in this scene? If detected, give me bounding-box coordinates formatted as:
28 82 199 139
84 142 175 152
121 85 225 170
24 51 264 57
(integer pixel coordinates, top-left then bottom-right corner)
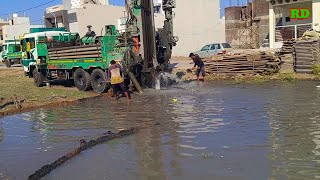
0 0 58 16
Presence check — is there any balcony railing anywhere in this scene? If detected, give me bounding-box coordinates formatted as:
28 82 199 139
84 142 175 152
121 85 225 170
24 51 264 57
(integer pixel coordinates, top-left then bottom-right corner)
275 23 312 42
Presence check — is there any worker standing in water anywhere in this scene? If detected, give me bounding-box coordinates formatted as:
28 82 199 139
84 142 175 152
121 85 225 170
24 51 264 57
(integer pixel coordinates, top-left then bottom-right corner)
189 53 206 84
108 60 130 101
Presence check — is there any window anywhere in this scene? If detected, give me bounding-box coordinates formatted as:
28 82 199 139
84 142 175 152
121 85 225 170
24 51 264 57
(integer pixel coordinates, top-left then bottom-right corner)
120 17 127 26
29 38 35 49
285 17 290 22
154 5 161 13
210 45 215 50
15 45 20 52
68 12 78 23
201 45 210 51
222 43 232 48
215 44 221 49
2 45 7 51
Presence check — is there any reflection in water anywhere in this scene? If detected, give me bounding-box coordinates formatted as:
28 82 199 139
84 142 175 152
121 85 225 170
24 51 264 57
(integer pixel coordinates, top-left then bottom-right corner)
267 82 320 179
171 91 225 155
0 125 3 143
0 81 320 179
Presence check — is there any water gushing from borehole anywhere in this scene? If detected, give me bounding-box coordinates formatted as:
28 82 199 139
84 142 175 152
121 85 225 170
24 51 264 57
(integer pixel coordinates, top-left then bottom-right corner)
155 72 181 90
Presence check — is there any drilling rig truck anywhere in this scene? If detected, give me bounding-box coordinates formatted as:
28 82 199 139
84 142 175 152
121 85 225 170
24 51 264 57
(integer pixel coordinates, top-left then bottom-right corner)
1 40 23 68
20 0 178 93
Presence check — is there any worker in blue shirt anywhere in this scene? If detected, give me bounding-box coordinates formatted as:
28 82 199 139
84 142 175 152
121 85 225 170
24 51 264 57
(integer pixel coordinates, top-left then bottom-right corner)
189 53 206 84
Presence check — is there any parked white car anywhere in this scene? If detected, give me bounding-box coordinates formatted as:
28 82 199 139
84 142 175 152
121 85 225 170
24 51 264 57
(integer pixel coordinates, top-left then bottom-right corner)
193 43 233 58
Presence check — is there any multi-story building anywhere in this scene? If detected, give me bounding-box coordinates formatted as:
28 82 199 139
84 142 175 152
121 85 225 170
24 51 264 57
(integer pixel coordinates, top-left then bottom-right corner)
63 0 109 10
59 0 225 57
225 0 270 49
268 0 319 48
153 0 226 56
59 0 124 36
44 5 70 30
0 19 10 45
1 14 42 41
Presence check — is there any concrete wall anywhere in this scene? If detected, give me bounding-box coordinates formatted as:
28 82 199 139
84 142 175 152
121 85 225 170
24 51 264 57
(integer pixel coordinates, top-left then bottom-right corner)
10 17 29 25
45 10 70 30
2 16 41 41
225 0 269 49
154 13 165 30
63 0 72 11
0 21 9 45
278 1 312 26
70 4 125 36
2 24 42 41
172 0 225 56
66 1 225 57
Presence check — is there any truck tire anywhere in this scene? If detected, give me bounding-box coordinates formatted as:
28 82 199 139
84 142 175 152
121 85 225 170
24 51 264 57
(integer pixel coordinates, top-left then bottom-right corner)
4 59 11 68
91 69 109 93
33 68 45 87
74 68 91 91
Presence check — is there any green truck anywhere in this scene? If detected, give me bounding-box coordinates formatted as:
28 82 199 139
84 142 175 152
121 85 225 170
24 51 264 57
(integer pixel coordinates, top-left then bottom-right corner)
1 40 23 67
21 26 129 93
21 0 178 93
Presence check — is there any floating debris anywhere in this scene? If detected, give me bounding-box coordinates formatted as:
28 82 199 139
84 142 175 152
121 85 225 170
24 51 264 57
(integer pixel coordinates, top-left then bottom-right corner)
200 152 214 159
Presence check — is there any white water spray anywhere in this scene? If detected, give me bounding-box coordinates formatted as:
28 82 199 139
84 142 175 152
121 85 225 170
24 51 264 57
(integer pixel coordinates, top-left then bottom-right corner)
155 72 181 90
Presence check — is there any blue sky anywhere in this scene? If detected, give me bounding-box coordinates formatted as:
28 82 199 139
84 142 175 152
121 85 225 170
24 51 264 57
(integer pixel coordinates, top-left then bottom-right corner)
0 0 248 24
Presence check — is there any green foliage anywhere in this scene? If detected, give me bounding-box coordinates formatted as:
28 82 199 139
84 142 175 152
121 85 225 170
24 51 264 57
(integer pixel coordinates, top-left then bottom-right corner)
312 65 320 75
276 73 294 82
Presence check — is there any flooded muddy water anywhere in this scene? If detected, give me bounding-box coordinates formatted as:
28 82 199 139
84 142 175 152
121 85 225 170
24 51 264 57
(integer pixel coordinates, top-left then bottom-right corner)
1 81 320 179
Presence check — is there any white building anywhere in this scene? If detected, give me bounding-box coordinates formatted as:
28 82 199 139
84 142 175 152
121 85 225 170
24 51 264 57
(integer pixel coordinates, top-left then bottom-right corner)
2 14 42 41
63 0 109 9
153 0 225 56
0 19 10 45
268 0 319 48
68 4 124 36
62 0 225 57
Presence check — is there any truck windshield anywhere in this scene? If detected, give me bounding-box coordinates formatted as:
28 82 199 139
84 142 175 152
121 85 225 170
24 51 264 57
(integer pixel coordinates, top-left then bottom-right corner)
14 44 20 52
2 45 6 52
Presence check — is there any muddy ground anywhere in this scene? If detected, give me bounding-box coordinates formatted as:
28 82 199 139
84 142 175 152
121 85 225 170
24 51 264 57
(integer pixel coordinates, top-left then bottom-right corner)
1 57 319 117
0 62 100 116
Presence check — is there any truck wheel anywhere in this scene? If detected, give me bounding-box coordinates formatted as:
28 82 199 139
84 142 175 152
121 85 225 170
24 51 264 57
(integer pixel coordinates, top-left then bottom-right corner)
33 69 45 87
4 59 11 68
74 68 91 91
91 69 109 93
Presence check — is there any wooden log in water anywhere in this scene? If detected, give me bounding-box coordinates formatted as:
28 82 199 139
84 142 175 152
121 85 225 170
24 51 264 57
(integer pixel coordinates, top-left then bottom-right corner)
27 128 138 180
